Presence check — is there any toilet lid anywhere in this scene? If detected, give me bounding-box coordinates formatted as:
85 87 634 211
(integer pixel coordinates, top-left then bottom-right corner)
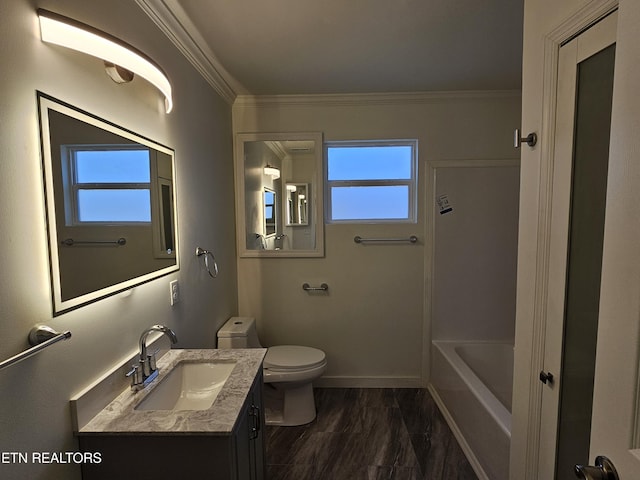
264 345 326 371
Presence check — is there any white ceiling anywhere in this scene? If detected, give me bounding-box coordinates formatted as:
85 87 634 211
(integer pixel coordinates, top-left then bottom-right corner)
142 0 523 98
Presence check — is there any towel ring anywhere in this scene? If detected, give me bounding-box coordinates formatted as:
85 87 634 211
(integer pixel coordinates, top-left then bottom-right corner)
195 247 219 278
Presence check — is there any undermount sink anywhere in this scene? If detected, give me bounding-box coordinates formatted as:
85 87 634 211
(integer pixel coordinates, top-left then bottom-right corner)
135 361 236 411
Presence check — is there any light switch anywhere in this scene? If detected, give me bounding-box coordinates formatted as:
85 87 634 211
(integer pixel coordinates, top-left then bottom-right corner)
170 280 179 306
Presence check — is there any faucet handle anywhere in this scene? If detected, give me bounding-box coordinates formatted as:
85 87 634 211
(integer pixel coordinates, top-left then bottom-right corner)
125 365 141 388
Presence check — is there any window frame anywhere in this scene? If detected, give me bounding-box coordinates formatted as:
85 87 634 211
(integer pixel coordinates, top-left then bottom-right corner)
61 144 153 225
325 139 418 224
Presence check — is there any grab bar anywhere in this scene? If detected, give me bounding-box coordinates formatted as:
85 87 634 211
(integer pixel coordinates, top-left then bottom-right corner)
0 325 72 371
302 283 329 292
354 235 418 244
61 237 126 246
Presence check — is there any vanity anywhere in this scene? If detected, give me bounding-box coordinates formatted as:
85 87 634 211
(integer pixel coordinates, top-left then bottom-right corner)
72 349 267 480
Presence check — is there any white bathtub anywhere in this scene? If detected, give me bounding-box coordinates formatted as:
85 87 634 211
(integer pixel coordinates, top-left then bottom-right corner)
430 341 513 480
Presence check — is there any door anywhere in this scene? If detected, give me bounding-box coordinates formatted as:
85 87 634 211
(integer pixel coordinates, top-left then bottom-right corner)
539 12 619 480
587 2 640 477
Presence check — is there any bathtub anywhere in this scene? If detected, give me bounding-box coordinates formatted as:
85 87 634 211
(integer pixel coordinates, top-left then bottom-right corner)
429 341 513 480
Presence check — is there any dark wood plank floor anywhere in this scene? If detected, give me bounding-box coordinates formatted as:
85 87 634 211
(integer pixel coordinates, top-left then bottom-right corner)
265 388 478 480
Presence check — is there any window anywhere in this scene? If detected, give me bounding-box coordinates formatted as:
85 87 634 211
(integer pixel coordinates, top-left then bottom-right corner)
63 146 152 224
326 140 417 222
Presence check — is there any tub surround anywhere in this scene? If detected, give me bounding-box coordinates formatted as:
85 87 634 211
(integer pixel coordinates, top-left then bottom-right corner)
73 348 266 435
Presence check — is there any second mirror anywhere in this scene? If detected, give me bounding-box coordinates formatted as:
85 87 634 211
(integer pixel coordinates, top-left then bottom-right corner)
234 132 324 257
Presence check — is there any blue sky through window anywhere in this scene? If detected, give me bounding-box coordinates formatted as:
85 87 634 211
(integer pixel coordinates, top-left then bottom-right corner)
75 149 150 183
331 186 409 220
72 148 151 223
326 142 416 222
77 190 151 222
327 145 412 181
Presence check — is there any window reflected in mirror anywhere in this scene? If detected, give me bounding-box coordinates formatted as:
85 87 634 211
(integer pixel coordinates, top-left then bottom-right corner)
69 147 152 223
264 187 276 236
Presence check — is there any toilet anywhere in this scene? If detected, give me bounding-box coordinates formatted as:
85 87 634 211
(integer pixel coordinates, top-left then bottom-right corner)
217 317 327 426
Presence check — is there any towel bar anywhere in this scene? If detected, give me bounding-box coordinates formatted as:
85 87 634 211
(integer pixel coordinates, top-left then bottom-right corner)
61 237 126 246
0 325 71 371
354 235 418 244
196 247 219 278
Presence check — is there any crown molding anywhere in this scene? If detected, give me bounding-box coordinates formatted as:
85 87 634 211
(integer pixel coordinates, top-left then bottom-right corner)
135 1 522 109
233 90 521 108
264 141 288 160
135 0 245 105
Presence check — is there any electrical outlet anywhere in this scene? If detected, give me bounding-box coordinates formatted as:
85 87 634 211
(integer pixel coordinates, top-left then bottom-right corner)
170 280 179 306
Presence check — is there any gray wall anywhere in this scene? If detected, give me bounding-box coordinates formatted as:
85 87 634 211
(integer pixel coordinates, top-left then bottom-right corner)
0 1 237 479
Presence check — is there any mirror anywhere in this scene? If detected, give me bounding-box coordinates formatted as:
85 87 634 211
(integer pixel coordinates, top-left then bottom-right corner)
38 92 179 314
286 183 309 226
234 132 324 257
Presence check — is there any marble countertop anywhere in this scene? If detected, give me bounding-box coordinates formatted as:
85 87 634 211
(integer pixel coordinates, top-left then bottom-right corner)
77 349 266 436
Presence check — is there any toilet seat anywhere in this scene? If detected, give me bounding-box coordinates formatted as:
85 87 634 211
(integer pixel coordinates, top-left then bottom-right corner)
264 345 326 372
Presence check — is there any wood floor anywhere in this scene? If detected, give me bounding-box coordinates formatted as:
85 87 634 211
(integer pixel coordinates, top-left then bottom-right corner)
265 388 478 480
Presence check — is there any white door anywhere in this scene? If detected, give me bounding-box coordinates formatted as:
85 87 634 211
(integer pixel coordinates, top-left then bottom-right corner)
586 2 640 478
540 7 640 479
537 10 638 480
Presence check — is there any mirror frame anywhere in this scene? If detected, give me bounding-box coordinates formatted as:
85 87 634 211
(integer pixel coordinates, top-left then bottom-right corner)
38 92 180 314
234 132 324 257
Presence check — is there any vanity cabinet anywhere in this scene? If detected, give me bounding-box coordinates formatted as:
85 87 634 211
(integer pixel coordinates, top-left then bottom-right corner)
78 372 266 480
232 371 265 480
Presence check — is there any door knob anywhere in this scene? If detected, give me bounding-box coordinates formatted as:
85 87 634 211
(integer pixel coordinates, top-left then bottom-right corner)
575 455 619 480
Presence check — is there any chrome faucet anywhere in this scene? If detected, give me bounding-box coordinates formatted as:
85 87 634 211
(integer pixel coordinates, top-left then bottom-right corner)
126 325 178 390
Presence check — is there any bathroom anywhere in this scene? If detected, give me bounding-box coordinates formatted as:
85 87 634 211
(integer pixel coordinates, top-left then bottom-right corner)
3 0 640 479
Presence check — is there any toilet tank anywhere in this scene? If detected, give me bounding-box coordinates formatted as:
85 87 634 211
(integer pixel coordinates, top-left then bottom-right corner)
217 317 262 349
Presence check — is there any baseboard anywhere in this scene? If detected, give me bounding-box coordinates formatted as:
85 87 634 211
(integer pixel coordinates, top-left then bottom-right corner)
427 384 489 480
314 376 424 388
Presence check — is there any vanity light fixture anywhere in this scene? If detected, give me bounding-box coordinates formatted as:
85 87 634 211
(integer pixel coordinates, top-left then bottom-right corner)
37 9 173 113
264 165 280 179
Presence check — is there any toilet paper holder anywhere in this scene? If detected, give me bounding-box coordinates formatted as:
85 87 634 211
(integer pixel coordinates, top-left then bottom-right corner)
302 283 328 292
